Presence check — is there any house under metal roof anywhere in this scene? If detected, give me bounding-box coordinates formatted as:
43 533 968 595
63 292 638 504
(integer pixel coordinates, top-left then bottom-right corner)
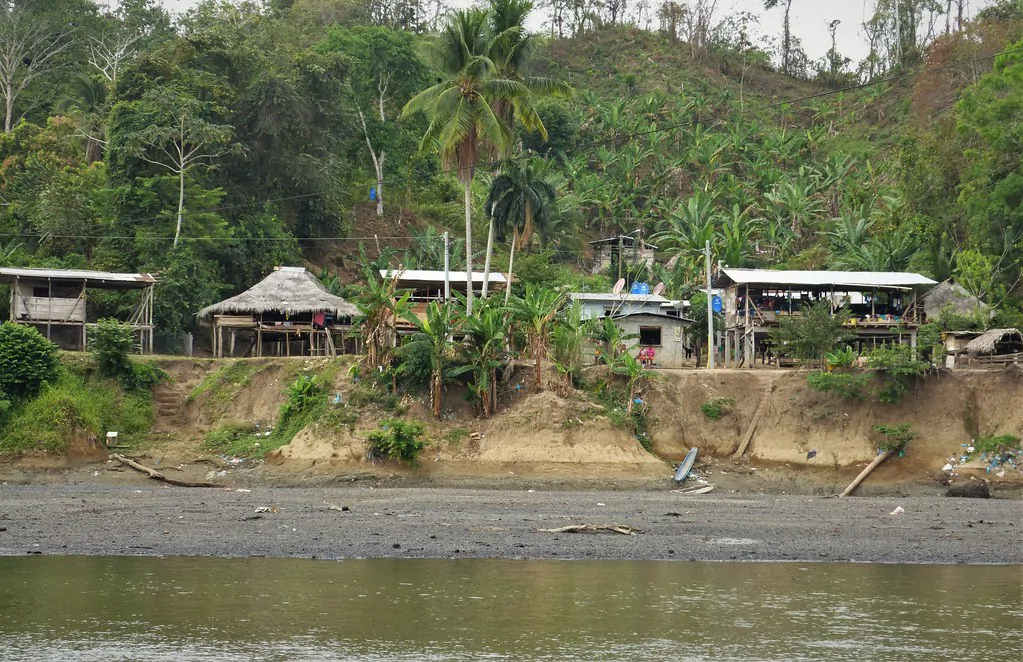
716 268 936 289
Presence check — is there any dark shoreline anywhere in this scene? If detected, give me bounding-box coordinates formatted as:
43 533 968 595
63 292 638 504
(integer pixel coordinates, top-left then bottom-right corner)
1 485 1020 564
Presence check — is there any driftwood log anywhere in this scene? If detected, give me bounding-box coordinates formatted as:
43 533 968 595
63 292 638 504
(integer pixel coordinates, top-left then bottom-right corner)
111 454 219 488
537 524 642 535
839 450 891 497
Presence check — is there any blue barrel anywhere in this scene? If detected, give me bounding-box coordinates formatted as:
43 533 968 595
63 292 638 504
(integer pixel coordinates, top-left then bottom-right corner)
631 282 650 294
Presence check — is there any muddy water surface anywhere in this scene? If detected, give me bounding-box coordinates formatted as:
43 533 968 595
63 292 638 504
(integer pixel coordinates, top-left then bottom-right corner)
0 556 1020 661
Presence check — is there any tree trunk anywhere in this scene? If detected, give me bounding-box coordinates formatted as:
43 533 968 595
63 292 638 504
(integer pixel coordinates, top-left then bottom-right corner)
463 177 474 315
626 382 635 414
433 369 442 418
504 226 518 306
4 90 12 133
375 154 385 217
174 167 185 247
534 340 543 391
839 450 891 497
482 214 495 298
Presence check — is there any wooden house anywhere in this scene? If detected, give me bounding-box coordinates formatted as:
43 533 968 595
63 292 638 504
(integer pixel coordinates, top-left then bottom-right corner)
0 267 156 352
379 269 507 329
589 235 657 274
198 266 359 357
714 268 937 368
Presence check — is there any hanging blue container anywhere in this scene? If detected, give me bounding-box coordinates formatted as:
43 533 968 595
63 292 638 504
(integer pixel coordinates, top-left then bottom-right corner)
370 186 377 201
631 282 650 295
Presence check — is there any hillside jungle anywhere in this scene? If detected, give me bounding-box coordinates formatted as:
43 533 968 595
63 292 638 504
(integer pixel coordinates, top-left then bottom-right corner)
0 1 1022 468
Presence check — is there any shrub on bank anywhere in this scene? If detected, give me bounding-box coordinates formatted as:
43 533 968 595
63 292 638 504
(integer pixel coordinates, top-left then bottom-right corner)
0 322 60 399
366 419 427 465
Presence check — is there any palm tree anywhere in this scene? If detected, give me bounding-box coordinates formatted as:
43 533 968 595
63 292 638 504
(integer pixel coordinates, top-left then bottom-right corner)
459 299 507 416
509 284 564 391
398 301 458 418
55 73 108 164
479 0 571 297
401 8 521 315
484 158 556 304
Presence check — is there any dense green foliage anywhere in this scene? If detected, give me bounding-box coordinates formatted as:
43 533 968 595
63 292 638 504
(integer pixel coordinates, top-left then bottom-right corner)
768 302 854 366
365 419 427 465
90 318 135 377
873 423 917 453
806 371 871 400
0 366 152 454
0 322 60 399
0 1 1018 336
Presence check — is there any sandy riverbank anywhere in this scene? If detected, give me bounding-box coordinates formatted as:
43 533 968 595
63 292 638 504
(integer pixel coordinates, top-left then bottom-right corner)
1 485 1020 563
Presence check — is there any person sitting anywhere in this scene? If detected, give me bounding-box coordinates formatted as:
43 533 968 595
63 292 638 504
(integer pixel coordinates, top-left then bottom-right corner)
646 346 656 367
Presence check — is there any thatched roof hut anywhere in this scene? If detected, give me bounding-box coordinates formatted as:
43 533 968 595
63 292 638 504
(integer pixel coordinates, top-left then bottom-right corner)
198 266 359 319
966 328 1023 356
921 280 988 319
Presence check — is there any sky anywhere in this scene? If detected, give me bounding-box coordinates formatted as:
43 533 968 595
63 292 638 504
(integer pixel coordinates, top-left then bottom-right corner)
157 0 991 64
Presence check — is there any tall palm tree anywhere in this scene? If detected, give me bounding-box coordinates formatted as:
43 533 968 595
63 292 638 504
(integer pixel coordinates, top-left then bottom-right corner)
484 158 556 304
480 0 571 297
398 301 458 418
401 8 520 315
509 284 564 391
55 73 108 164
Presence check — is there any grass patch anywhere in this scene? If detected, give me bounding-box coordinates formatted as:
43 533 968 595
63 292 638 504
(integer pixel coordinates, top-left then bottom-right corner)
441 426 469 446
0 366 153 454
593 386 653 452
972 434 1021 456
187 360 269 416
700 397 735 420
807 371 870 400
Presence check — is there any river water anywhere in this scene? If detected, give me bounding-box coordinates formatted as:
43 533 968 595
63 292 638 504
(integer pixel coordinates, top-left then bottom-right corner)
0 557 1019 661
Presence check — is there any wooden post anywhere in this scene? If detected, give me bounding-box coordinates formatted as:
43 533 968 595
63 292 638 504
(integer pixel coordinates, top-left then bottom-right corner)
8 276 15 321
229 329 236 357
46 278 52 339
81 280 88 351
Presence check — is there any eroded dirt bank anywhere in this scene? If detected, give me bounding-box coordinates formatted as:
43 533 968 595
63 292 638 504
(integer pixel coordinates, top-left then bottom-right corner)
1 359 1021 495
1 485 1020 563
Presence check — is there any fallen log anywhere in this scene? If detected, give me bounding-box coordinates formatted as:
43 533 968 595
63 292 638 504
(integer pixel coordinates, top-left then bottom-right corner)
536 524 641 535
111 454 219 488
839 450 891 497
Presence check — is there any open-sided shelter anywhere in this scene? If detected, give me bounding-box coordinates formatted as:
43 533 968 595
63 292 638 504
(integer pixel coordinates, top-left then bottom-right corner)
198 266 358 357
964 328 1023 366
0 267 156 352
715 268 937 367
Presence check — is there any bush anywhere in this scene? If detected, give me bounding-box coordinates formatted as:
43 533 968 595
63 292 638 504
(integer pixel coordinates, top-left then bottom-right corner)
0 322 60 398
365 419 427 465
700 397 735 420
90 318 134 378
807 371 870 400
824 346 856 369
873 423 916 453
866 344 930 404
276 375 327 439
123 362 169 391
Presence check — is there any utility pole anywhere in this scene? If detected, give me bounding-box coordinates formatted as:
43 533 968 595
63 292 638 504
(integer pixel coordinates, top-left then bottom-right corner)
617 233 624 283
443 231 450 302
706 239 714 370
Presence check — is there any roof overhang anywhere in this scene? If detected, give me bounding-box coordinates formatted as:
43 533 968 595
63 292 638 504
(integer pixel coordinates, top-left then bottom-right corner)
0 267 156 290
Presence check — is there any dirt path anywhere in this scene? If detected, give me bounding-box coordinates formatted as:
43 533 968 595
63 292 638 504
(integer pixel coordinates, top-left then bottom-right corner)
1 485 1019 563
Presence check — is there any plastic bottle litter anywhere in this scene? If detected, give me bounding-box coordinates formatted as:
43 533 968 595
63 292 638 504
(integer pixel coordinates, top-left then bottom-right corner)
889 506 905 515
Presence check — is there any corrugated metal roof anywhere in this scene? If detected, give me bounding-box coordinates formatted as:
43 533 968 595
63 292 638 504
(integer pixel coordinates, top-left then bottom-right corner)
570 292 671 303
718 268 936 288
0 267 156 287
380 269 507 283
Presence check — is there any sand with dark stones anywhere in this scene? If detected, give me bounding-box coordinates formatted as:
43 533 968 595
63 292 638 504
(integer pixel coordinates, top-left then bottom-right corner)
1 485 1020 563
